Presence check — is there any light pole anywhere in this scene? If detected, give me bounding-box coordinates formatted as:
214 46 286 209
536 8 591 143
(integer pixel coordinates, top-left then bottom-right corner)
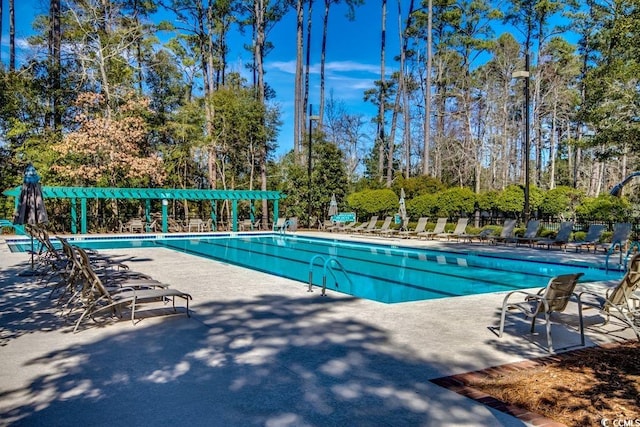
513 50 531 223
307 104 319 228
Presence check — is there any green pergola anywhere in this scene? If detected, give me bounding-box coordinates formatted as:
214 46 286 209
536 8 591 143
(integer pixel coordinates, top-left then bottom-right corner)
2 186 285 234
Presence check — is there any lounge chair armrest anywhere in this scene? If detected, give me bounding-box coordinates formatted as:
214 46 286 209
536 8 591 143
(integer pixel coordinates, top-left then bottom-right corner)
576 289 605 307
501 290 542 304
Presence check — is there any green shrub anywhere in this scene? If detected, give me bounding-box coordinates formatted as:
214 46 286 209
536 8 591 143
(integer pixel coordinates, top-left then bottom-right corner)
477 191 500 212
493 185 544 216
599 231 610 243
575 194 632 221
434 187 476 217
539 186 584 218
392 173 445 198
346 189 397 218
572 231 587 242
407 193 437 218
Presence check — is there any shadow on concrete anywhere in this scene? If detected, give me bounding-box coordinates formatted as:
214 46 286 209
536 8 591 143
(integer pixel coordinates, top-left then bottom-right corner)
0 292 523 426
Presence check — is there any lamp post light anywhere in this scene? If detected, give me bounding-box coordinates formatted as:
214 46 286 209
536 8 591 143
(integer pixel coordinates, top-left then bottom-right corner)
513 51 531 223
308 104 320 228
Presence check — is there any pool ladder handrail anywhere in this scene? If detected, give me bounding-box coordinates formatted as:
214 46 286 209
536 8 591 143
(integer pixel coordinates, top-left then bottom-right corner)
605 240 639 272
308 254 353 296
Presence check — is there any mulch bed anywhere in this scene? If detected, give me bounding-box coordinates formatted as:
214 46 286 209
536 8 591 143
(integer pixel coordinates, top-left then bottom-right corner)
430 341 640 427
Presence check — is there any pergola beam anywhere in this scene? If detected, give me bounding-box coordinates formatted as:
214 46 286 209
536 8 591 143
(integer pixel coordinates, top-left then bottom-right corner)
3 186 285 234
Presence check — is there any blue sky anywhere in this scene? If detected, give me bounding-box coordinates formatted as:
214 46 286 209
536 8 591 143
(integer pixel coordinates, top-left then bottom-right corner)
1 1 403 156
6 1 565 159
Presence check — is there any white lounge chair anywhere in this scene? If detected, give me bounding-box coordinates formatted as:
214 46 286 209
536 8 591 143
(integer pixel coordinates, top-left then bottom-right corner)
399 217 429 238
490 219 517 245
436 218 469 241
417 218 447 239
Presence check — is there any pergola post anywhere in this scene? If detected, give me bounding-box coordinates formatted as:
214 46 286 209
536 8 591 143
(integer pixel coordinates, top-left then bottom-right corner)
145 199 151 231
80 198 87 234
162 199 168 233
70 198 77 234
274 199 279 226
232 199 238 231
211 201 217 231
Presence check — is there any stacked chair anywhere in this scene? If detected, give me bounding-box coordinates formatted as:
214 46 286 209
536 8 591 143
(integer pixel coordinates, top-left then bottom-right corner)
25 225 192 333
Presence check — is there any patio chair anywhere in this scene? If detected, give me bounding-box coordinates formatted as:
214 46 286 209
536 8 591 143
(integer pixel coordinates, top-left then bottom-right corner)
26 225 67 274
578 252 640 340
497 272 585 352
436 217 469 241
598 222 632 254
322 219 337 231
534 221 574 250
459 228 495 243
511 219 541 247
368 216 393 234
398 217 429 238
565 224 606 253
188 218 204 232
239 219 253 231
71 247 191 333
167 218 184 232
490 219 517 245
54 240 163 308
61 238 159 289
124 219 145 233
600 222 633 269
417 217 447 239
333 221 356 232
349 221 369 233
354 216 378 234
273 217 287 232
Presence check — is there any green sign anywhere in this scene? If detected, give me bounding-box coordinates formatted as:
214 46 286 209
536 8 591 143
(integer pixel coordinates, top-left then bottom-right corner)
331 212 356 223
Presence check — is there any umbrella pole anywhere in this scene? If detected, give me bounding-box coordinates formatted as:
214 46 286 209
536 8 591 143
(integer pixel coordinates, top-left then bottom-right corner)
30 235 35 271
18 234 40 277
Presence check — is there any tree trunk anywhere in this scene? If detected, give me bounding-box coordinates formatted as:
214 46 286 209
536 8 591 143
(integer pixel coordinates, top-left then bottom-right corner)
254 0 269 229
387 95 398 187
303 0 313 142
49 0 62 133
0 0 4 64
377 0 387 182
9 0 15 71
319 0 330 126
399 0 415 179
421 0 432 176
294 0 304 162
549 96 558 189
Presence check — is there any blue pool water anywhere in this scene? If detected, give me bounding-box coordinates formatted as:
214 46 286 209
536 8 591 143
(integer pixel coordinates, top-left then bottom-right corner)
9 233 620 304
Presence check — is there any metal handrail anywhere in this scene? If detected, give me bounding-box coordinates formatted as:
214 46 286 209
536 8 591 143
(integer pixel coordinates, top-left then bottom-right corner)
605 240 639 272
308 255 354 296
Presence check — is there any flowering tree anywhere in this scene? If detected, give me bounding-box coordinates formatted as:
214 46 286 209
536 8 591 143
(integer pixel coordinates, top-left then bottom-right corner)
52 93 166 187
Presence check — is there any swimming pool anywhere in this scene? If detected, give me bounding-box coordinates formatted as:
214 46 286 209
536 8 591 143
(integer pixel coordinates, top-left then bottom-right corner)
9 233 620 304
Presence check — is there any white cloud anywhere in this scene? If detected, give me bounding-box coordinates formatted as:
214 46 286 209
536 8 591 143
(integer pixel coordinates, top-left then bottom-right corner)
16 38 32 50
268 60 297 74
323 60 380 75
267 59 381 77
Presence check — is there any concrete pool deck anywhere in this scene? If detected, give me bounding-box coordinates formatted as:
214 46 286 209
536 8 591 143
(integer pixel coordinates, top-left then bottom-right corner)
0 231 636 426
